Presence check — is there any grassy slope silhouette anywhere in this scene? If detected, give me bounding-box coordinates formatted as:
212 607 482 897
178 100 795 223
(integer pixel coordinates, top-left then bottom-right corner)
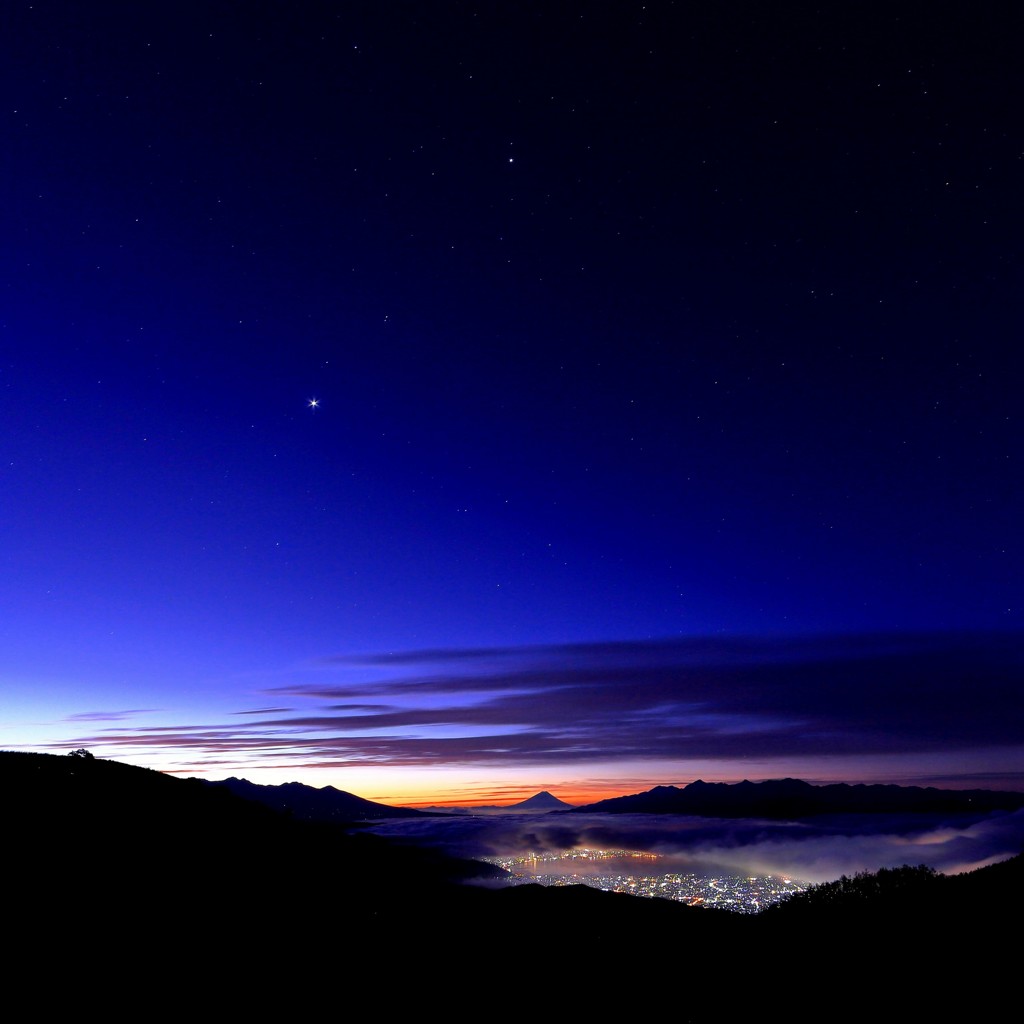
6 751 1018 1015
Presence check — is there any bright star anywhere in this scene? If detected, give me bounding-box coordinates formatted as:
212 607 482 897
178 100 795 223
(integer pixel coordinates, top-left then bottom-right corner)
308 397 320 410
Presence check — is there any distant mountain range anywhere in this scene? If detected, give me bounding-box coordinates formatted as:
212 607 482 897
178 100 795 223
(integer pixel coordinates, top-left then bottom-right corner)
192 774 1024 821
205 775 432 822
202 779 573 818
574 777 1024 818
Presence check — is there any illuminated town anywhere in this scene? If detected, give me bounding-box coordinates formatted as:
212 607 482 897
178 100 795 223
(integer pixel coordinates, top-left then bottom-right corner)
482 848 808 913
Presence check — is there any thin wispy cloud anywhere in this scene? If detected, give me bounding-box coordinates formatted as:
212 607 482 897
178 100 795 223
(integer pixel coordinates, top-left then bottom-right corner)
230 707 294 716
64 709 157 722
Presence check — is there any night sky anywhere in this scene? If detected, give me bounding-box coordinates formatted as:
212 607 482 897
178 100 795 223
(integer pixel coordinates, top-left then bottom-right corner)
4 3 1021 804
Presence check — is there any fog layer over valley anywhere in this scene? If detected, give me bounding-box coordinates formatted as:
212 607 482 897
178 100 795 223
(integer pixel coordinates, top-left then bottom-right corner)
363 806 1024 884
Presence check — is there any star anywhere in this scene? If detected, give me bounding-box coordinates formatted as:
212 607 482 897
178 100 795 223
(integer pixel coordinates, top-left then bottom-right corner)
307 398 320 411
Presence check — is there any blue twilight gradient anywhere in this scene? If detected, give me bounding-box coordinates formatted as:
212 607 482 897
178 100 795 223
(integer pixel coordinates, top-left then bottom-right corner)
2 4 1020 796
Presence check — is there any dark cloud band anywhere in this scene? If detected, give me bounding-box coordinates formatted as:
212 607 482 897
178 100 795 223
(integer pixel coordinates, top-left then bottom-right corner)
57 632 1023 775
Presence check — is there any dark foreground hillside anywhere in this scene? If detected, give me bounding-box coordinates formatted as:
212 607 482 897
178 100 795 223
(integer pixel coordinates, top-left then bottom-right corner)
5 752 1019 1018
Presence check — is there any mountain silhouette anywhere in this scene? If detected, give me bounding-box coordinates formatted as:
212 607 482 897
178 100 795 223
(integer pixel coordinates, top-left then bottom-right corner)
416 789 574 813
574 777 1024 818
6 750 1020 1017
505 790 574 810
205 775 432 822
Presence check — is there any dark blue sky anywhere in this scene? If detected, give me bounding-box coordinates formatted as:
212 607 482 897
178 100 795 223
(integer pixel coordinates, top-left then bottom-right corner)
3 3 1020 801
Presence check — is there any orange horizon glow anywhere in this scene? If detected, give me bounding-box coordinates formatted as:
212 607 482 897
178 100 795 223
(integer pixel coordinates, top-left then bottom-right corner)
399 787 618 808
70 744 1024 807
